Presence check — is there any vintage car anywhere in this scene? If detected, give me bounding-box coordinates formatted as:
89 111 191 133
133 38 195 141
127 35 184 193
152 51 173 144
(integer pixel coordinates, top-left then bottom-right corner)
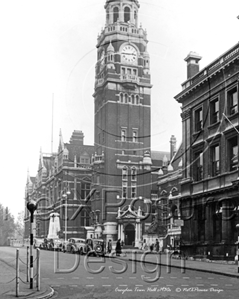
66 238 86 254
53 239 65 251
33 238 44 249
85 238 105 257
40 238 55 250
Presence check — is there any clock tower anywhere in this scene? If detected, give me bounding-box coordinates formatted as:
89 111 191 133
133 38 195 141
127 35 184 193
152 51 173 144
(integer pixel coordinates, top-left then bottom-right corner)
91 0 152 246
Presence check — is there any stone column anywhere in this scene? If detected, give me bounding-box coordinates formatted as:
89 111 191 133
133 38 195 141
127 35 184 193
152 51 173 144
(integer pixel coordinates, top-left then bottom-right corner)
205 203 213 242
118 224 121 240
221 199 233 243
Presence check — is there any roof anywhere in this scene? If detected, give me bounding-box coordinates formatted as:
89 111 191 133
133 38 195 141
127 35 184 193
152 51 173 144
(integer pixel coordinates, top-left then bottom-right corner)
151 150 170 161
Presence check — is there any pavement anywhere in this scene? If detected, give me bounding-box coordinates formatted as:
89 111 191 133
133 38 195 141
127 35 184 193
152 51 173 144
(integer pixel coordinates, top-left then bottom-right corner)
111 250 239 279
0 254 54 299
0 247 239 299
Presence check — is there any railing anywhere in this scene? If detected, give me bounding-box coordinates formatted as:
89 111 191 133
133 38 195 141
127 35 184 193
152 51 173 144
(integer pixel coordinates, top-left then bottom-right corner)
97 24 147 44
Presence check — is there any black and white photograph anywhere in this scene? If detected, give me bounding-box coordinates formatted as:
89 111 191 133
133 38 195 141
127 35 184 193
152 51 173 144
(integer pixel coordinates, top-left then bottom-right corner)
0 0 239 299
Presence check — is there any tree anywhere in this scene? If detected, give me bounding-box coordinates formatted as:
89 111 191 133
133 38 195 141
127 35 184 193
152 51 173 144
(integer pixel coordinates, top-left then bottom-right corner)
15 210 24 240
0 204 15 246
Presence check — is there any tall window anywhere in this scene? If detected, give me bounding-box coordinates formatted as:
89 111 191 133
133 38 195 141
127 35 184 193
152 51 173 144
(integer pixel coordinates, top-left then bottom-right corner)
121 129 126 141
80 210 90 227
124 7 130 23
132 130 138 142
131 183 136 198
194 151 203 181
113 7 119 23
122 167 128 181
228 136 238 171
210 98 219 124
195 107 203 132
211 145 220 176
228 87 238 115
122 182 127 198
131 168 137 181
81 181 91 200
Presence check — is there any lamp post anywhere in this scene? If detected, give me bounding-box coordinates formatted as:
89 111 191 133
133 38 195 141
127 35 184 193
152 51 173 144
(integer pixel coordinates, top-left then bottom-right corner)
236 224 239 273
63 184 71 243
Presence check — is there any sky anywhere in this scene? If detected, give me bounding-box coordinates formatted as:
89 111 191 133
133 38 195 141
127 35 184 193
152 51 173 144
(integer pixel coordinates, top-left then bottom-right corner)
0 0 238 219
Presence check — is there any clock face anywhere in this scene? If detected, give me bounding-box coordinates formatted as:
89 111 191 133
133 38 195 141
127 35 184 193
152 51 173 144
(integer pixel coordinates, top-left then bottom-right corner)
121 45 137 64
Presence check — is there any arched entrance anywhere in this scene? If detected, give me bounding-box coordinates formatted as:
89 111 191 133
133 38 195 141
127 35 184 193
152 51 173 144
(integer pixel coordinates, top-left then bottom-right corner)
125 224 135 246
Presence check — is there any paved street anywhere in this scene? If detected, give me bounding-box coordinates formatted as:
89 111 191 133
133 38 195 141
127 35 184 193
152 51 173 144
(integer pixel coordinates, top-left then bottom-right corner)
0 246 239 299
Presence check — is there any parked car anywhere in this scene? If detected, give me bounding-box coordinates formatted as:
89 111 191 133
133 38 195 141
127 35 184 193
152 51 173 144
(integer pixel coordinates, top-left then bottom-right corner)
66 238 86 254
40 238 54 250
85 238 105 257
53 239 65 251
33 238 44 249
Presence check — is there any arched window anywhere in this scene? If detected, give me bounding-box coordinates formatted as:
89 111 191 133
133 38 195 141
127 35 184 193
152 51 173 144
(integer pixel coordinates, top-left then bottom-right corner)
124 7 131 23
131 95 135 105
125 94 128 104
135 95 139 105
113 7 119 23
120 93 124 103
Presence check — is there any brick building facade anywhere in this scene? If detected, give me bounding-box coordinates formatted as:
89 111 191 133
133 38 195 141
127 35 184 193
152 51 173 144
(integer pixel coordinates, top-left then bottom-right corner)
175 43 239 259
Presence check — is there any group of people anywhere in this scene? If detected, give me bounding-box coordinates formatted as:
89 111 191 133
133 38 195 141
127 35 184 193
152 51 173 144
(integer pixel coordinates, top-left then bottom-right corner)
142 239 160 253
107 239 123 256
106 238 161 255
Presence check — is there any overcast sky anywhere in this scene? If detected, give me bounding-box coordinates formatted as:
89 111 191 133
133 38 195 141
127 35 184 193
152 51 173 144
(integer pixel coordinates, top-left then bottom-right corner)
0 0 238 219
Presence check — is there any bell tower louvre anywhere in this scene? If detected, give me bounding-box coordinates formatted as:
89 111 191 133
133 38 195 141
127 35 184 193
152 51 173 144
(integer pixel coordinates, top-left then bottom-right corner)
91 0 153 245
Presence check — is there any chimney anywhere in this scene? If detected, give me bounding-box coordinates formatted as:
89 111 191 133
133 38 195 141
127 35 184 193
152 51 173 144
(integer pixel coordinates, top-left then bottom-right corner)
184 52 202 79
170 135 177 160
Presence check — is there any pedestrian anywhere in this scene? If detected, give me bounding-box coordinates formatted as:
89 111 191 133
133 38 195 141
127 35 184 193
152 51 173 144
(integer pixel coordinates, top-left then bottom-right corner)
150 243 154 252
107 239 112 254
116 239 122 256
155 239 159 253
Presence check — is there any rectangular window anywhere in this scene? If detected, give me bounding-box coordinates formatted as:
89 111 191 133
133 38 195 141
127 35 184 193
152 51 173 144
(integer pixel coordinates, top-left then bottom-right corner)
211 145 220 176
210 98 219 124
195 107 203 132
121 129 126 142
131 183 136 198
228 136 238 171
81 182 91 200
122 183 127 198
228 88 238 115
131 168 137 181
194 151 203 181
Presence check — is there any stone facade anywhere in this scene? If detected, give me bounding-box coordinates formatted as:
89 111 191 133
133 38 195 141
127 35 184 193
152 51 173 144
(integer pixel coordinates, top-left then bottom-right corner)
175 43 239 259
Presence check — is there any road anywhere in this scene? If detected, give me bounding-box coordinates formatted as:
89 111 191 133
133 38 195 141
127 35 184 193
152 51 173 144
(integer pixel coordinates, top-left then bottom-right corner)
0 247 238 299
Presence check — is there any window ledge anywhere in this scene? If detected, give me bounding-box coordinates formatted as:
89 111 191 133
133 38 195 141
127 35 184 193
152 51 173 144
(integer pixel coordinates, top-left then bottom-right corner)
208 121 220 130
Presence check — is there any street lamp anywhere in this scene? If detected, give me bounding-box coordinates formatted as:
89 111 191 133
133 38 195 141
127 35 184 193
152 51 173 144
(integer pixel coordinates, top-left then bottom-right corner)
62 184 71 242
236 224 239 273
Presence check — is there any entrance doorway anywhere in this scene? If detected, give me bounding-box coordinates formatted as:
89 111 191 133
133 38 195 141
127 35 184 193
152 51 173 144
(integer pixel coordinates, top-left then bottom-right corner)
125 224 135 246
